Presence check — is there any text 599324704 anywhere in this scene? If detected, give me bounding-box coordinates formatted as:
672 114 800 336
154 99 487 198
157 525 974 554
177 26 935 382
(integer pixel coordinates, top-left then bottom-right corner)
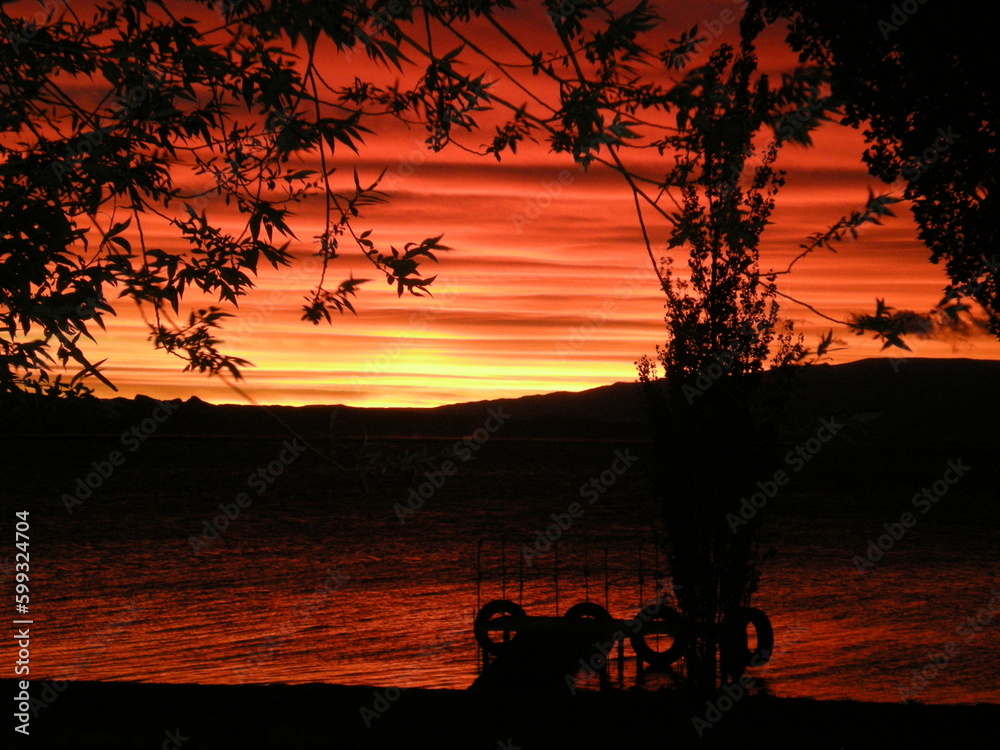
13 509 33 736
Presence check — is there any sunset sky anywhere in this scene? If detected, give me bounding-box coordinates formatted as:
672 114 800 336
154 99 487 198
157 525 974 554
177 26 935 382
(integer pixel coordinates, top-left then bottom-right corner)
37 0 1000 408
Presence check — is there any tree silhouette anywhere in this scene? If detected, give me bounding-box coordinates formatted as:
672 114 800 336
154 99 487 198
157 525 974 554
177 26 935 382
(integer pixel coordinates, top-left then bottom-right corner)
0 0 443 401
754 0 998 337
633 28 819 691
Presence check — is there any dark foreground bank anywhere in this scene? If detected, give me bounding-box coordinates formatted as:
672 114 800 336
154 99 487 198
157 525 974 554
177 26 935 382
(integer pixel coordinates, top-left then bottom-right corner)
7 679 999 750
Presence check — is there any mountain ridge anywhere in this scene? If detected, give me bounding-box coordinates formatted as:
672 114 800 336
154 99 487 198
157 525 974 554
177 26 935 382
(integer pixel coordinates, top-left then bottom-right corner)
2 357 997 445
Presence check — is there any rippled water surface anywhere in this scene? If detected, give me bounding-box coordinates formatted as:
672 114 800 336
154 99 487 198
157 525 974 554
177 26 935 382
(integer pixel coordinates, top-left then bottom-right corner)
4 435 998 703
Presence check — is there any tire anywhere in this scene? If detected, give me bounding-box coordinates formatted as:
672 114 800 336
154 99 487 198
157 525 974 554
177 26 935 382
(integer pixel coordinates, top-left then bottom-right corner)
629 604 689 669
743 607 774 665
473 599 525 656
721 607 774 677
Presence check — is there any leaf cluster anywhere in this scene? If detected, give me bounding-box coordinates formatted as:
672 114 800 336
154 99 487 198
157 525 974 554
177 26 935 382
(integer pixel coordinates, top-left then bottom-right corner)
0 0 444 399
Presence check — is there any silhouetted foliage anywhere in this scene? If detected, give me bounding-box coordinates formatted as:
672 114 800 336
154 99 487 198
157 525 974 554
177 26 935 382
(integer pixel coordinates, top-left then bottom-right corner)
4 0 940 407
634 28 816 691
0 0 443 401
753 0 999 337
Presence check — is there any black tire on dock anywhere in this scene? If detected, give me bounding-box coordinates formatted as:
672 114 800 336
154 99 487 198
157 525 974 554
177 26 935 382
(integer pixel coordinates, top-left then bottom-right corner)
473 599 526 656
722 606 774 670
629 605 689 669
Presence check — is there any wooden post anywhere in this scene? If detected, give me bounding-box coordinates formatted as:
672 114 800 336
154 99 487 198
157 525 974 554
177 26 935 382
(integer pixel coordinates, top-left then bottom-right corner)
617 637 625 686
501 537 507 601
554 540 559 615
604 546 610 612
518 542 524 607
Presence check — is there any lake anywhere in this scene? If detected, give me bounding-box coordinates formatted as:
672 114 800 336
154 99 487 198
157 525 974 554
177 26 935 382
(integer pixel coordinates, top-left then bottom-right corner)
3 434 998 704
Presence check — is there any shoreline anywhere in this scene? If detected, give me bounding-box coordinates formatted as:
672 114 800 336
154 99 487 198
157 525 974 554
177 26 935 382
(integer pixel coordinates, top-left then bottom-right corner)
8 679 1000 749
